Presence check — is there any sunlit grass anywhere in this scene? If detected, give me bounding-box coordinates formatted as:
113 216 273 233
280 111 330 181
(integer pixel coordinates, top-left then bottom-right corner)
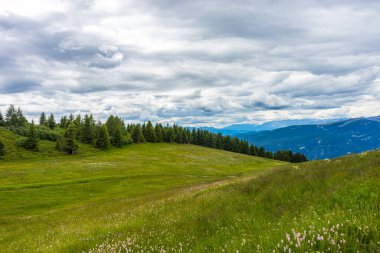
0 128 379 252
0 132 282 252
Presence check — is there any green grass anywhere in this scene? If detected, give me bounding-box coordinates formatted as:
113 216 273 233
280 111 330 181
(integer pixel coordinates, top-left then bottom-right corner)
0 128 379 252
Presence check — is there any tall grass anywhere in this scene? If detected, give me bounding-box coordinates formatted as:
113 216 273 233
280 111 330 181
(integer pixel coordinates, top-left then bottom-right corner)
1 127 378 252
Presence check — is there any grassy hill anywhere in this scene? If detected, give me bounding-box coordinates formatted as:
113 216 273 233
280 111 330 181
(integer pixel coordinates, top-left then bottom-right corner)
0 128 379 252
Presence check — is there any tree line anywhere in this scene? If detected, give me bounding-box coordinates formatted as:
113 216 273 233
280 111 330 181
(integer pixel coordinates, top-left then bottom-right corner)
0 105 307 162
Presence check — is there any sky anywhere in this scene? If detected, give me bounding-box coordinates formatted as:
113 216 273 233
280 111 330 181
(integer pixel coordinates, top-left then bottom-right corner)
0 0 380 126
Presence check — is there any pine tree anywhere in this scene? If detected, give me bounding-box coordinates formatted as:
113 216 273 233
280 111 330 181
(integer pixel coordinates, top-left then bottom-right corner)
240 140 250 155
95 124 110 149
183 129 190 144
24 121 39 150
166 127 174 143
258 147 266 157
206 133 216 148
249 145 258 156
106 115 125 147
145 121 156 142
142 123 147 138
155 124 164 142
231 137 241 153
5 105 17 127
16 107 27 127
47 113 56 129
68 114 74 123
0 111 4 126
215 133 223 149
265 151 273 159
112 127 123 147
39 112 47 126
0 138 4 156
81 114 95 144
291 153 307 163
132 124 145 143
60 116 68 128
56 123 78 154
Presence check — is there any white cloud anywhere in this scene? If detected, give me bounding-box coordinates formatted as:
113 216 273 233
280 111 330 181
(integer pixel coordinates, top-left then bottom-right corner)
0 0 379 126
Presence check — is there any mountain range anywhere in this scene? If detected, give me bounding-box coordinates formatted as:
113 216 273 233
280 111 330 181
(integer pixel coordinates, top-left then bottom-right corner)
199 118 344 135
197 116 380 160
236 118 380 160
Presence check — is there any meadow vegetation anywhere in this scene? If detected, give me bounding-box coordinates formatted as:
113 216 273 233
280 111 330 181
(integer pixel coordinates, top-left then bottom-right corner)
0 124 379 252
0 105 378 252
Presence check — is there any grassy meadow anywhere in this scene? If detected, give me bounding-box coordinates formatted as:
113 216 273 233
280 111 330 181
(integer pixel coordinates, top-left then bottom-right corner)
0 128 379 252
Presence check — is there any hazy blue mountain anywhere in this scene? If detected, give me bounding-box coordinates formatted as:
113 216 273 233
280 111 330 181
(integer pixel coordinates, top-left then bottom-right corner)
198 118 344 135
237 118 380 160
367 115 380 121
223 119 343 132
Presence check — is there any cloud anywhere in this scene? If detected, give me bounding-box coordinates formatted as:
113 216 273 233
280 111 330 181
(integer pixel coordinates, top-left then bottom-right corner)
0 0 379 126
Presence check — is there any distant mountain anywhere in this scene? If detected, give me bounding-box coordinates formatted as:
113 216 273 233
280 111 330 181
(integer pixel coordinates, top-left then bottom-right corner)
366 115 380 122
223 119 343 132
198 118 344 136
236 118 380 160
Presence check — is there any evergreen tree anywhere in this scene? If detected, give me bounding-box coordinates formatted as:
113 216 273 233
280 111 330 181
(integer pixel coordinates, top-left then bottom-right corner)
241 140 250 155
206 133 216 148
23 121 39 150
16 107 27 126
183 129 190 144
291 153 308 163
215 133 223 149
95 124 110 149
60 116 68 128
142 123 147 139
0 138 4 156
166 127 174 143
106 115 125 147
56 123 78 154
231 137 241 153
265 151 273 159
155 124 164 142
144 121 156 142
39 112 47 126
47 113 56 129
191 129 197 145
68 114 74 123
112 127 123 147
131 124 145 143
257 147 266 157
5 105 17 127
274 150 293 162
81 114 95 144
249 145 257 156
0 111 4 126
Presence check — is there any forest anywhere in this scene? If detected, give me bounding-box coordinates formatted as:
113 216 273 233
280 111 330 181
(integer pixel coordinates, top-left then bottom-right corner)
0 105 307 163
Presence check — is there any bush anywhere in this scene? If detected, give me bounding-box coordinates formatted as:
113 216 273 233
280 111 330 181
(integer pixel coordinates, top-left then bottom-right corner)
11 125 60 141
16 137 28 148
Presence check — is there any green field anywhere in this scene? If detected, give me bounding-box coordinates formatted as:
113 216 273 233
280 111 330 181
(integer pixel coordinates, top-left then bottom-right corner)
0 128 379 252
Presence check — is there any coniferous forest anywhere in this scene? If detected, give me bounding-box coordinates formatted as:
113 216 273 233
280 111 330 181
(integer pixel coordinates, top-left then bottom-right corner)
0 105 307 163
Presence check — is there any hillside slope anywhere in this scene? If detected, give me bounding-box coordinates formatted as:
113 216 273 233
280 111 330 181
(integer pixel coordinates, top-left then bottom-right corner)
0 142 282 252
0 127 100 161
80 150 380 253
237 119 380 159
1 139 379 252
